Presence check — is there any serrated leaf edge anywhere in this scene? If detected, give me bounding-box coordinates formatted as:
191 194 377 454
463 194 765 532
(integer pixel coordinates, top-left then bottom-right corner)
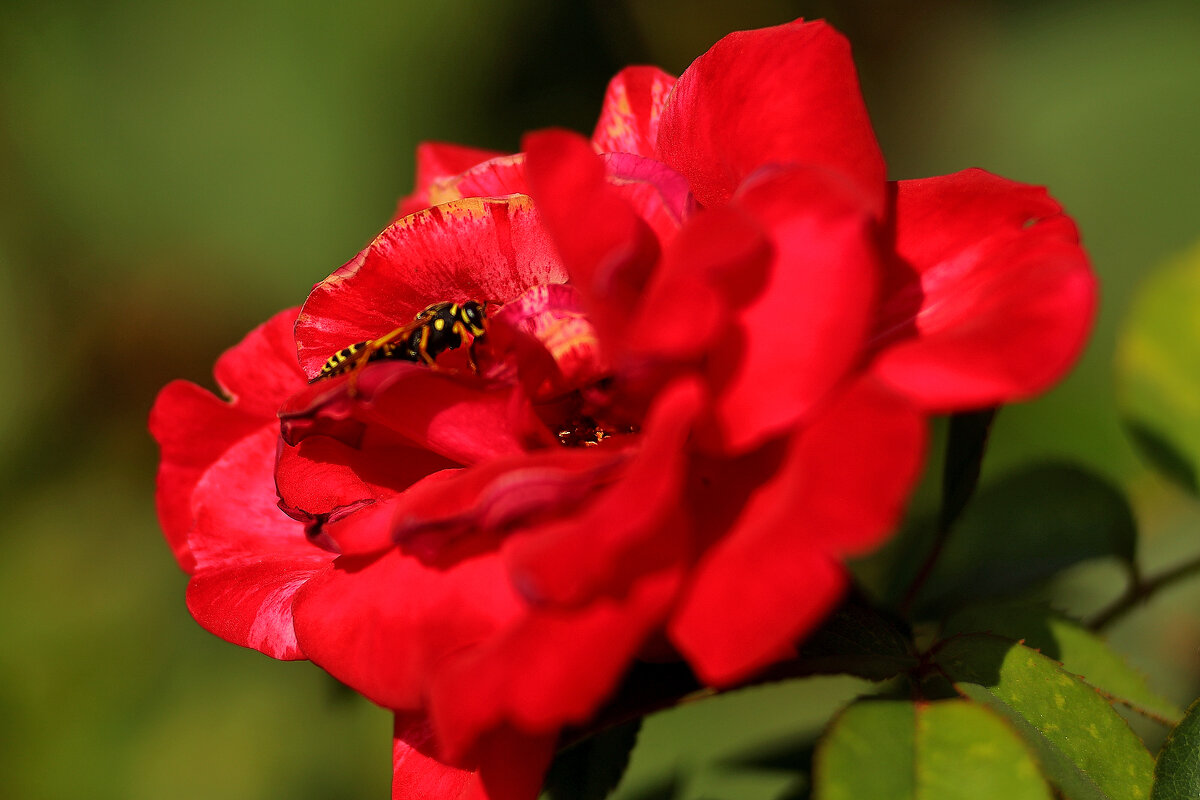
933 635 1155 800
934 623 1181 726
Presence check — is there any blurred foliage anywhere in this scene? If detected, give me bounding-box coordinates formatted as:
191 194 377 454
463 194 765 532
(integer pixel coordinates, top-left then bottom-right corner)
1117 240 1200 494
892 463 1138 614
2 0 1200 798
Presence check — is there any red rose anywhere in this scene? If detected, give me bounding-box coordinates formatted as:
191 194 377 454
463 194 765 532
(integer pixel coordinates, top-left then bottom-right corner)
151 18 1094 800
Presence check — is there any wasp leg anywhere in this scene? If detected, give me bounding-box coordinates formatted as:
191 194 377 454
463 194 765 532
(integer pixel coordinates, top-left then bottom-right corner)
344 325 411 396
445 320 479 373
414 325 436 367
467 340 479 374
343 351 374 397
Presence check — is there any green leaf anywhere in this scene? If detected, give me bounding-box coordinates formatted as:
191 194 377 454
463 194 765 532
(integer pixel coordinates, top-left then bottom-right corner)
815 700 916 800
942 604 1182 724
813 698 1051 800
788 600 918 682
912 463 1137 614
916 701 1052 800
1152 696 1200 800
544 719 642 800
1116 240 1200 494
933 634 1154 800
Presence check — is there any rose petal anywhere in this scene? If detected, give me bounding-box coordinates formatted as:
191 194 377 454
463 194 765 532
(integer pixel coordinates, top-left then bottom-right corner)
591 66 677 157
870 169 1096 409
213 307 307 418
429 567 682 762
277 376 369 449
705 165 880 452
522 129 661 346
625 202 772 361
671 378 926 684
468 729 556 800
428 155 530 206
392 714 476 800
384 447 625 561
656 19 885 212
274 431 456 529
279 364 530 466
396 142 506 218
601 152 692 247
393 714 555 800
189 427 331 567
358 366 531 464
296 196 567 379
317 442 624 559
416 143 507 191
602 153 692 223
187 426 334 659
150 308 304 571
292 546 525 711
187 557 328 661
487 283 609 400
150 381 260 571
503 378 704 606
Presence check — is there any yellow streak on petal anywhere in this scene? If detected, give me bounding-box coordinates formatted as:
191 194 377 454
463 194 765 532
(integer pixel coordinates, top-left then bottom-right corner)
387 195 535 237
604 83 634 144
427 180 465 206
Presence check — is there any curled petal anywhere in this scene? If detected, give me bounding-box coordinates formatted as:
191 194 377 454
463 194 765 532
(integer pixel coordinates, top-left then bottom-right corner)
385 448 625 561
277 377 369 448
591 66 677 157
279 366 529 466
295 195 567 379
871 169 1097 409
671 378 926 685
656 19 885 212
299 441 624 562
274 431 455 531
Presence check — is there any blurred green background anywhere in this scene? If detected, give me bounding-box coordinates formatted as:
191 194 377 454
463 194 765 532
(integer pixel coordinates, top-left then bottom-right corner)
2 0 1199 798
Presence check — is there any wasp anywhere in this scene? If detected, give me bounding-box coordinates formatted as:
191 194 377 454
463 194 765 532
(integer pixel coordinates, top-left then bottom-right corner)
314 300 489 383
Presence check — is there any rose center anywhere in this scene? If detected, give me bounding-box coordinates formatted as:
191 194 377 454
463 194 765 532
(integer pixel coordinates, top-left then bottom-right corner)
487 284 646 449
